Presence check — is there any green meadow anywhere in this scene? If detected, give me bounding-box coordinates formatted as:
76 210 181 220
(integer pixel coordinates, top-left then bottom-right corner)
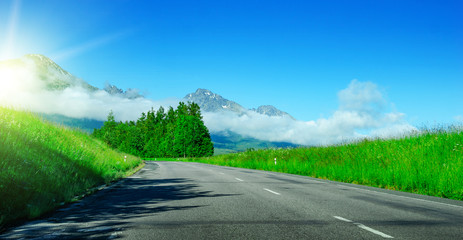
0 107 143 229
178 127 463 200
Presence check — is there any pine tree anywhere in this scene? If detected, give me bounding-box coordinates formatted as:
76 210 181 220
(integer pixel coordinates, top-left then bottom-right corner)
102 110 118 148
92 102 214 158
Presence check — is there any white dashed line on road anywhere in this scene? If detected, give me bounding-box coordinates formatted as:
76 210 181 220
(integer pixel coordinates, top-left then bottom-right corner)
356 223 394 238
263 188 281 195
333 216 393 238
235 178 244 181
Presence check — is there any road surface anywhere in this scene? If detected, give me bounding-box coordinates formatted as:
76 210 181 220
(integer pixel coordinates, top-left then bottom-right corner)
2 161 463 239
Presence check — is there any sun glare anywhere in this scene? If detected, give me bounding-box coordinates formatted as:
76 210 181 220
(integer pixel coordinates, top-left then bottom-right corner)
0 61 37 106
0 64 22 92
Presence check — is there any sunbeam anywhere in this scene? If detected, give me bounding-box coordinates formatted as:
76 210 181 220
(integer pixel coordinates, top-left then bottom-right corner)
1 0 21 60
50 30 132 62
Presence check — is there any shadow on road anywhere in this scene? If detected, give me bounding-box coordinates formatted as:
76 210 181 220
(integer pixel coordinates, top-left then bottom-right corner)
1 177 238 239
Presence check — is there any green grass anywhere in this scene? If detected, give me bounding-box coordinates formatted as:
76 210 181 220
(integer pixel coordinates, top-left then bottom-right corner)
143 158 181 161
181 126 463 200
0 107 143 229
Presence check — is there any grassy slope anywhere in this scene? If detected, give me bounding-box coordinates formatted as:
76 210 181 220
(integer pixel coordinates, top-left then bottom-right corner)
0 107 143 228
183 127 463 200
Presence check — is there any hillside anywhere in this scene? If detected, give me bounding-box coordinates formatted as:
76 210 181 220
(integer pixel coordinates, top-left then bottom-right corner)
0 107 142 229
211 131 299 155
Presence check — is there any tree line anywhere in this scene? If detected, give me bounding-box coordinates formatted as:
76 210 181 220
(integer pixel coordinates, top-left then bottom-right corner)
92 102 214 158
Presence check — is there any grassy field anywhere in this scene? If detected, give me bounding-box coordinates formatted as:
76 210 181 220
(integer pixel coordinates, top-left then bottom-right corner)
176 127 463 200
0 107 143 229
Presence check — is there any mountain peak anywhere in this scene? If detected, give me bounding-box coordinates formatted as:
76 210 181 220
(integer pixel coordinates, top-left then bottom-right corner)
14 54 98 92
1 54 144 99
23 54 72 78
104 83 143 99
184 89 245 113
184 88 294 118
24 54 54 63
191 88 219 98
251 105 293 118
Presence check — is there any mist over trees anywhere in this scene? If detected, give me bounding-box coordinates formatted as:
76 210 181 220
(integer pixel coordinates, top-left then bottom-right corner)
92 102 214 158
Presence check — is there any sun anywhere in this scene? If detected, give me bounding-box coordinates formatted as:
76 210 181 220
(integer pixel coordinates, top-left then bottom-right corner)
0 62 27 97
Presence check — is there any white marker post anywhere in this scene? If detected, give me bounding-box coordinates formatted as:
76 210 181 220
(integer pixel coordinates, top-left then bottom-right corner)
274 158 277 165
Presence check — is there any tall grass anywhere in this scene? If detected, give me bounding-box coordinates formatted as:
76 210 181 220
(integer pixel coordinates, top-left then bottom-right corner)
0 107 143 228
184 126 463 200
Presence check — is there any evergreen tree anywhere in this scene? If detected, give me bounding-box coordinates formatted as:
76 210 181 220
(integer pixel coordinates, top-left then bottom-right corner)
97 110 118 148
92 102 214 158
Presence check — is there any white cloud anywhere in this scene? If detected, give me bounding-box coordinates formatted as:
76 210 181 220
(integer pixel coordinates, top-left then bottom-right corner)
203 80 416 145
338 79 386 112
0 60 179 121
0 60 416 145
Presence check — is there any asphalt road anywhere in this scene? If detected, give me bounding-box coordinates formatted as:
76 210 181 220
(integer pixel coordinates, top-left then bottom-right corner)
2 161 463 239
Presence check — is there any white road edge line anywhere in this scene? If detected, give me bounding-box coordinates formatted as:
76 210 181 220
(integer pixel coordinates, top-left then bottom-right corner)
333 216 352 222
263 188 281 195
235 178 244 182
333 216 393 239
336 184 463 210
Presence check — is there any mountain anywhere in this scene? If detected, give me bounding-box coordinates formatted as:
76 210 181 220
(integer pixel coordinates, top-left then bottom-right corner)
251 105 293 118
211 131 299 155
0 54 138 98
184 88 298 153
184 88 294 118
184 88 246 113
24 54 98 92
1 54 299 154
103 83 143 99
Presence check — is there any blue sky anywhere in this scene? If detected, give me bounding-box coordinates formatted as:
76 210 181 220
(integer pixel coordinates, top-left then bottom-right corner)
0 0 461 125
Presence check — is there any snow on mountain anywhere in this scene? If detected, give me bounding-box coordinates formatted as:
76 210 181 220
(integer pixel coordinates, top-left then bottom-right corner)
184 88 294 118
251 105 294 119
184 88 246 114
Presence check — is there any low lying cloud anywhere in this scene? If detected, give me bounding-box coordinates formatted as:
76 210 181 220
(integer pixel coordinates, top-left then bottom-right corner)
0 60 178 121
203 80 416 145
19 87 179 121
0 59 416 146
